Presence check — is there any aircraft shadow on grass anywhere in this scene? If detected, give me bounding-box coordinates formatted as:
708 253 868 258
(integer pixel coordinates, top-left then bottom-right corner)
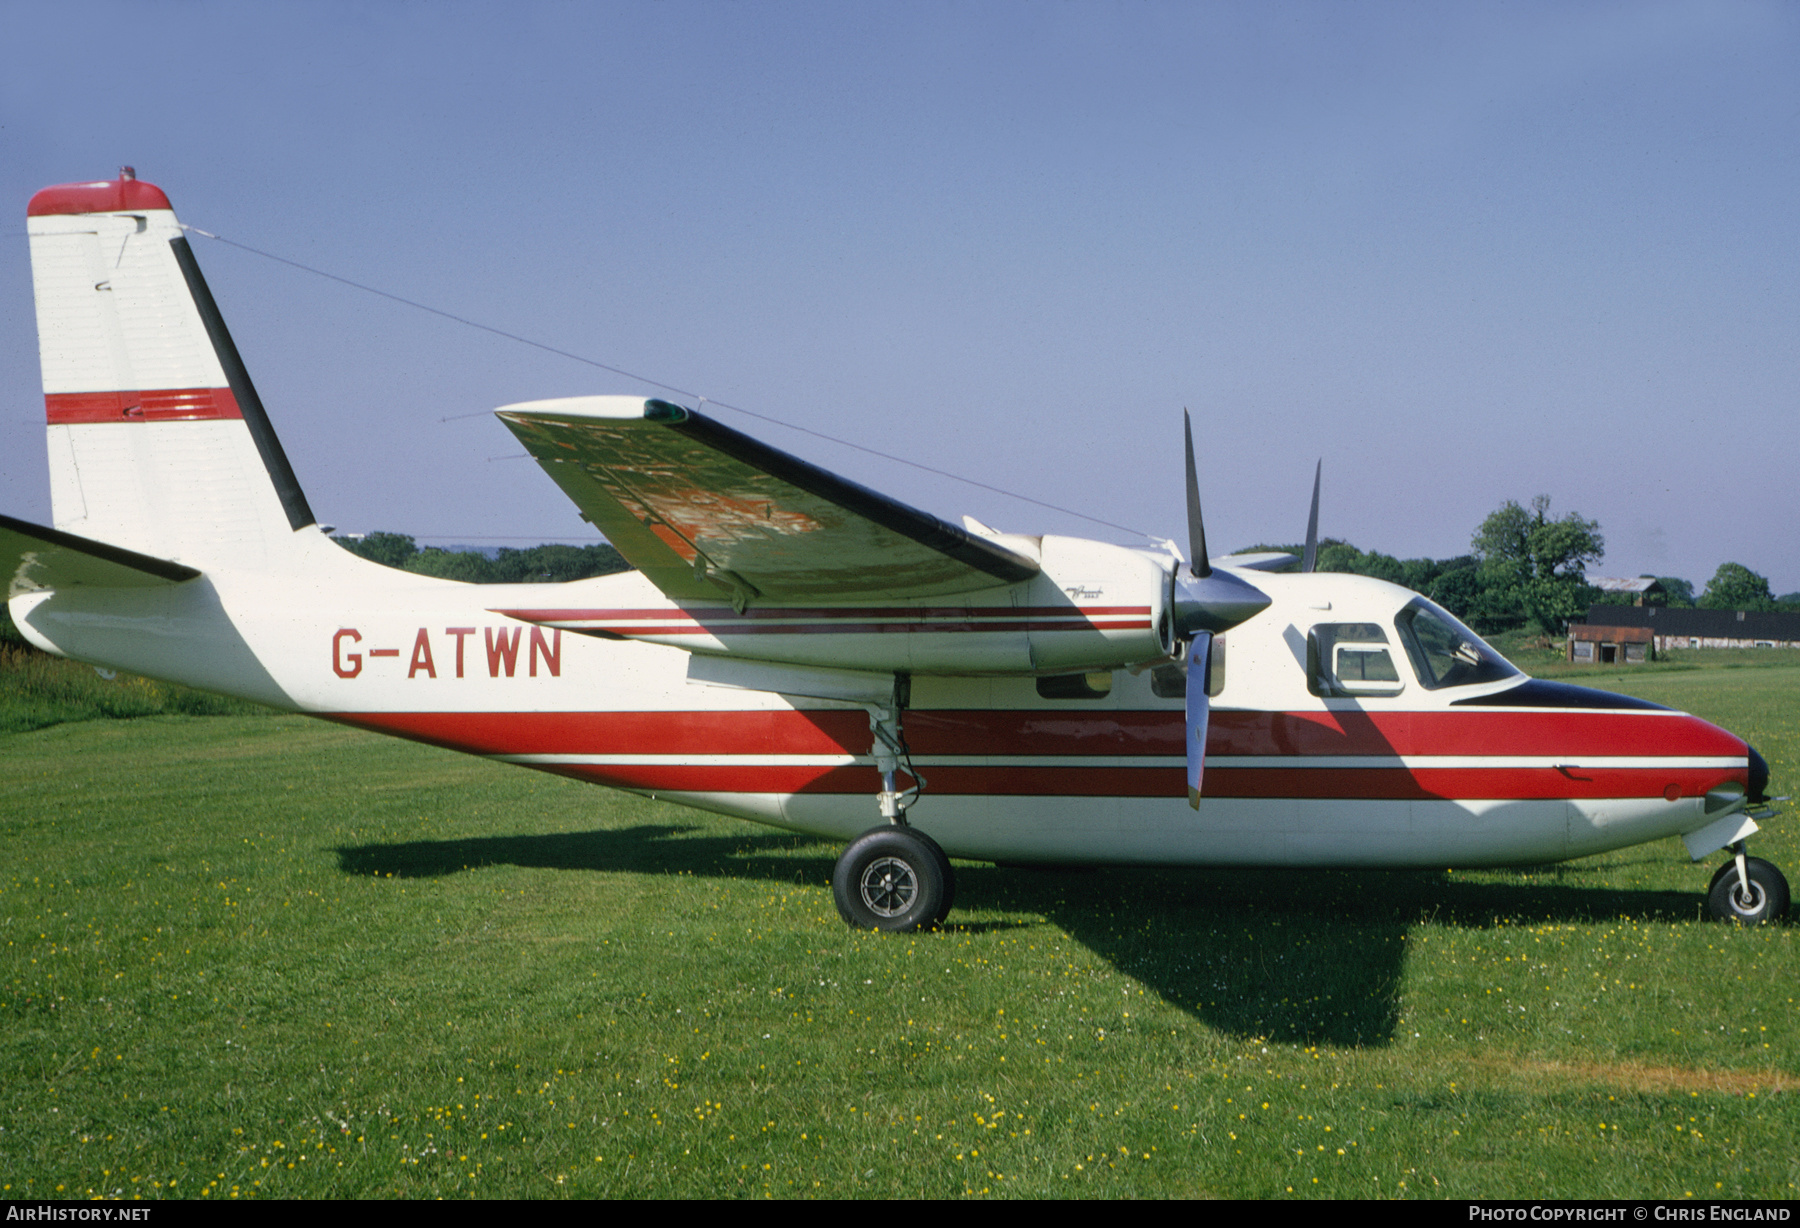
334 825 1708 1049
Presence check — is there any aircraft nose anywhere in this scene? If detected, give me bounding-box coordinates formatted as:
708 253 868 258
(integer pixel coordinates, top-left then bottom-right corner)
1748 744 1770 803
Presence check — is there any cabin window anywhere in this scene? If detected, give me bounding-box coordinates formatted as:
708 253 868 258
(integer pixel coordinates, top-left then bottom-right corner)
1037 671 1114 700
1149 636 1226 699
1393 599 1520 690
1308 623 1403 697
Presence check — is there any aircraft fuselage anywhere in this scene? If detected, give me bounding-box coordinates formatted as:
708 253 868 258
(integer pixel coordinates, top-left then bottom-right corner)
11 551 1748 871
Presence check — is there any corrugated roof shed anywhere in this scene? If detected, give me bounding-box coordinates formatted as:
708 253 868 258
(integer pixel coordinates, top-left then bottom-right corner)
1593 576 1663 595
1584 605 1800 639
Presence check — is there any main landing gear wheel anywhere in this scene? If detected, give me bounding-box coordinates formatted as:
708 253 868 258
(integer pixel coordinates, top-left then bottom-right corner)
832 826 954 932
1707 856 1790 926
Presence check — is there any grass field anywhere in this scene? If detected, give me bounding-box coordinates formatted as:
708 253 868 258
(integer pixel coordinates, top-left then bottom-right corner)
0 642 268 735
1 657 1797 1198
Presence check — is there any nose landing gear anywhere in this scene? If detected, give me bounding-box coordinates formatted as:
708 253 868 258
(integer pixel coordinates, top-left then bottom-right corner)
1707 844 1790 925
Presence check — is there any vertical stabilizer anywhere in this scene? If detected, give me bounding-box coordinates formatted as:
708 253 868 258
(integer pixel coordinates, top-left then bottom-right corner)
28 176 314 570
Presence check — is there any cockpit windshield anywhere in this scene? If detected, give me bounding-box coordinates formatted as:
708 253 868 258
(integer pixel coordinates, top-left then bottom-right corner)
1394 598 1520 691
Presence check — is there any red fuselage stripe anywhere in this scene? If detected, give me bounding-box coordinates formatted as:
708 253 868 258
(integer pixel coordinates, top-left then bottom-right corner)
572 620 1152 637
325 708 1746 800
488 605 1154 637
327 707 1743 760
493 605 1153 621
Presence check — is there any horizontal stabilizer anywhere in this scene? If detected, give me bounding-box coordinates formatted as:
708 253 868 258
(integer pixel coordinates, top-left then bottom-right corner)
496 397 1040 603
1 511 199 599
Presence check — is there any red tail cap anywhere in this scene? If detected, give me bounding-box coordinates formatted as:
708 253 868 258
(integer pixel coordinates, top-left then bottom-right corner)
29 178 173 217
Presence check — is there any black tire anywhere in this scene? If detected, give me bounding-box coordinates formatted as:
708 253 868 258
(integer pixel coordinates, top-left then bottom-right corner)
913 827 954 924
1707 856 1790 925
833 826 951 932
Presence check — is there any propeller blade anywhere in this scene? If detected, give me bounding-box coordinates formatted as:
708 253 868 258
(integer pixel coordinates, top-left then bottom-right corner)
1301 459 1321 574
1182 409 1210 578
1172 409 1271 636
1186 631 1212 809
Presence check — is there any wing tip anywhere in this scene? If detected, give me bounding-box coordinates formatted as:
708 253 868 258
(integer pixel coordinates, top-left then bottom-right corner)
495 395 661 423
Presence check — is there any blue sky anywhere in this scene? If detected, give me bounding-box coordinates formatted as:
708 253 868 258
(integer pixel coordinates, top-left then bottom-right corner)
4 2 1796 592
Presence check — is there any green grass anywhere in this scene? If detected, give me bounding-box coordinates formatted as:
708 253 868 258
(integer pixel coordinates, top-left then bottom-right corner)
1 669 1797 1198
0 643 271 734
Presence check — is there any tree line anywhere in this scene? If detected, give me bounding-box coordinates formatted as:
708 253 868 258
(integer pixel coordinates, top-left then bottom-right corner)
1246 495 1798 636
332 532 629 584
332 507 1794 637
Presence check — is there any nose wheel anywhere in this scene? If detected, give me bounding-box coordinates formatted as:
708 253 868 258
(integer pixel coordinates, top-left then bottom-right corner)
832 825 954 932
1707 849 1789 925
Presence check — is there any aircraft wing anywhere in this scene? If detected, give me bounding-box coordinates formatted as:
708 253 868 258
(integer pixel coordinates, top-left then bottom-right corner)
1 513 200 599
496 397 1041 602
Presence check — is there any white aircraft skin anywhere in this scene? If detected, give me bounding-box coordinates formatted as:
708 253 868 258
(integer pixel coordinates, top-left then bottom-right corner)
3 176 1782 930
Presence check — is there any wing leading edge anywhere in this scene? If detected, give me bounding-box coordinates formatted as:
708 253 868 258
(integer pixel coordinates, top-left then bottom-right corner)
497 397 1040 603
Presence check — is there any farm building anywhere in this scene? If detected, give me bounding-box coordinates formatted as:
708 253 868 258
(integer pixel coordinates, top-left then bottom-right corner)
1572 605 1800 655
1566 623 1654 664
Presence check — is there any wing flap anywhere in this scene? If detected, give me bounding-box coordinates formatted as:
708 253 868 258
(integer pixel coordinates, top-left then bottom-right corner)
496 397 1040 602
1 512 200 599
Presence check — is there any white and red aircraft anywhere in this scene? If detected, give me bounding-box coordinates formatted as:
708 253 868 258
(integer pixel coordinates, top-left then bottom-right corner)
4 175 1785 931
